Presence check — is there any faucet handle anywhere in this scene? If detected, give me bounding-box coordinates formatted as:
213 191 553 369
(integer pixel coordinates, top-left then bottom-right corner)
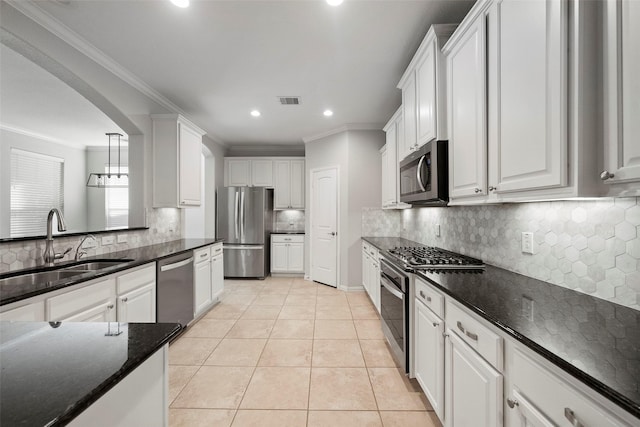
55 247 73 260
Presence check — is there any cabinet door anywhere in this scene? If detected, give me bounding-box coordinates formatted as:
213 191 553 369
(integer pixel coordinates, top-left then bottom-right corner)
117 282 156 323
211 252 224 300
603 0 640 186
227 159 251 186
194 259 212 316
287 242 304 273
0 300 46 321
508 389 555 427
271 242 289 272
445 331 503 427
416 42 437 147
289 160 305 209
488 0 567 194
251 160 273 187
178 123 202 206
447 17 488 199
370 257 380 312
401 73 418 160
47 279 117 322
415 301 445 422
362 250 370 293
380 146 390 207
274 160 292 209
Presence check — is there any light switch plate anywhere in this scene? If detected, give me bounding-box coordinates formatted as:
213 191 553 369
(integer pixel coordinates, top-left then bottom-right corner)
435 224 441 237
102 236 115 245
521 232 534 254
521 296 534 321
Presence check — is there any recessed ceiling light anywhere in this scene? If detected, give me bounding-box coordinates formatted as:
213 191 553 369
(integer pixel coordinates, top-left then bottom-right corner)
323 110 334 117
326 0 344 6
251 110 261 117
170 0 189 8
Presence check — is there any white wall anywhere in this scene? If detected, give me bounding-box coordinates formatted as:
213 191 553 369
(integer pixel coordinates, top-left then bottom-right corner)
0 128 87 236
304 129 384 289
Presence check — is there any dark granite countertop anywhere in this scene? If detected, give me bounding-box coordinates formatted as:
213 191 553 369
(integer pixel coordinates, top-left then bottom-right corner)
271 231 306 235
0 238 222 306
0 321 181 426
362 236 640 419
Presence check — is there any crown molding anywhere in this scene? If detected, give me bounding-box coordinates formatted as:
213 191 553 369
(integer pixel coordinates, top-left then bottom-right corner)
6 1 190 123
303 123 383 144
1 123 79 148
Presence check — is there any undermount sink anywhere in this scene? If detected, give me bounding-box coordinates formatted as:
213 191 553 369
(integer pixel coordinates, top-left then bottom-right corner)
0 259 133 287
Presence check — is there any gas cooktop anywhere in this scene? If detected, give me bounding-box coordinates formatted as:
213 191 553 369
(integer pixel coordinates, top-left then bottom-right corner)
387 246 485 270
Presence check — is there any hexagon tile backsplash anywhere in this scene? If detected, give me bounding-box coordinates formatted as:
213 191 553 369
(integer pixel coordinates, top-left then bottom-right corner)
0 208 183 274
362 197 640 311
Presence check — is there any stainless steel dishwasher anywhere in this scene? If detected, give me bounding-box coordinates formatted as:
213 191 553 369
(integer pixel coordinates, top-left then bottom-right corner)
157 252 194 327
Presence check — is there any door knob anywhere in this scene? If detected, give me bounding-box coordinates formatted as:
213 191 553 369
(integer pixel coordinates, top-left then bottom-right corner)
600 170 615 181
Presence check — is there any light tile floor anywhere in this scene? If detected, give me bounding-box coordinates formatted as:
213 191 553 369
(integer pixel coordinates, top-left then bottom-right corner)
169 277 442 427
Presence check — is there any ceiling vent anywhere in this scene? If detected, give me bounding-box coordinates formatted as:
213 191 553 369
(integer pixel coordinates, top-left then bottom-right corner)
278 96 301 105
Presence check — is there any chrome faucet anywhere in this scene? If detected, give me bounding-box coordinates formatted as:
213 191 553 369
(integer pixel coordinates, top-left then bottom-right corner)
75 234 97 261
43 208 71 266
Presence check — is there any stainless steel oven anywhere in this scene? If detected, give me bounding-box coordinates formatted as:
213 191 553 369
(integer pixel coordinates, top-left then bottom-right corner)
379 257 409 373
399 140 448 206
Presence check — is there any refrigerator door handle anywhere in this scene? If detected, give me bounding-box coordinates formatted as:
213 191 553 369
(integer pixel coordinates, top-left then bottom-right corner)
240 190 246 240
234 191 240 239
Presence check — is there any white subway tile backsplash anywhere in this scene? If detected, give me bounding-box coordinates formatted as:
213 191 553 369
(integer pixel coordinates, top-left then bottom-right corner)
362 198 640 311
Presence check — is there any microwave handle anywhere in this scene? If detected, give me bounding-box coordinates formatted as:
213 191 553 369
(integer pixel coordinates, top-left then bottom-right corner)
416 155 427 192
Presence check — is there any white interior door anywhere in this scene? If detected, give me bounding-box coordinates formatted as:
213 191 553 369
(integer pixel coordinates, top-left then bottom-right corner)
310 167 338 287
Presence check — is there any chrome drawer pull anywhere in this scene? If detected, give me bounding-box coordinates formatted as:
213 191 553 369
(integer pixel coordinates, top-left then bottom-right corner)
426 296 432 302
419 290 425 298
564 408 584 427
457 321 478 341
432 322 439 327
506 398 519 409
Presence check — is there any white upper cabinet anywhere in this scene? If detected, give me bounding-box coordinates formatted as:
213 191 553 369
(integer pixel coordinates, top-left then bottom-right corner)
444 0 602 204
273 159 305 209
381 108 410 209
152 114 205 208
602 0 640 195
398 24 457 161
487 0 568 194
224 157 277 187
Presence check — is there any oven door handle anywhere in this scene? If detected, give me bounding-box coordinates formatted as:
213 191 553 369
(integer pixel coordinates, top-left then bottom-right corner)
416 155 427 192
381 277 404 299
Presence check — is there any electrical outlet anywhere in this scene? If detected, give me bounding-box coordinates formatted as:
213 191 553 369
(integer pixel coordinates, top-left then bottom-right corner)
117 234 127 243
522 296 534 321
521 232 534 254
435 224 441 237
102 236 115 245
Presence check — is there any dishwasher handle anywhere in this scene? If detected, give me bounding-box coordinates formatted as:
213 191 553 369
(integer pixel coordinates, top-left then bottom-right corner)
160 257 193 272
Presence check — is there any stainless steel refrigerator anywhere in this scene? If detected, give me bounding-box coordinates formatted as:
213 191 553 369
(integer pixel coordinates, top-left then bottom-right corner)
217 187 273 278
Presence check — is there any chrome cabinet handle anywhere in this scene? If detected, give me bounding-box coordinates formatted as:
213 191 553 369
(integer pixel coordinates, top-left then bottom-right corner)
564 408 584 427
419 290 426 298
457 321 478 341
121 297 128 303
107 304 114 310
506 398 519 409
432 322 439 327
200 253 208 259
488 186 496 192
416 155 427 192
474 188 482 193
284 238 291 241
426 296 432 302
600 170 615 181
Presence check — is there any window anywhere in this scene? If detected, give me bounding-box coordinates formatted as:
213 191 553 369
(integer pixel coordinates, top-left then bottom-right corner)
105 166 129 229
10 149 64 237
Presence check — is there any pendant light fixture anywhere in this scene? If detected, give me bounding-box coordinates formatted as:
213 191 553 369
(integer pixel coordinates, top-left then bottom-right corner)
86 132 129 188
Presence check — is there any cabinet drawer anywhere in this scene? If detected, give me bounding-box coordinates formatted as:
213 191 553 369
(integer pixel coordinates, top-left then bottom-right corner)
117 264 155 295
211 243 223 257
511 348 630 427
47 279 116 321
194 246 211 263
362 241 378 258
415 276 444 318
272 235 304 244
446 300 503 370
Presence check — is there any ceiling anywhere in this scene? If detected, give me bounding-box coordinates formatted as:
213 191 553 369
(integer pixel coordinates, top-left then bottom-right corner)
0 43 126 148
23 0 475 146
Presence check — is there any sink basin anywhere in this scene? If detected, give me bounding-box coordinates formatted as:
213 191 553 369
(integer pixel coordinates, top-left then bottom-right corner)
0 259 134 287
0 270 87 287
63 259 133 271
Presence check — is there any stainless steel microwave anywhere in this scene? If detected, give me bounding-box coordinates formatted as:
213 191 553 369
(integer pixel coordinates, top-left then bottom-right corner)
399 140 448 206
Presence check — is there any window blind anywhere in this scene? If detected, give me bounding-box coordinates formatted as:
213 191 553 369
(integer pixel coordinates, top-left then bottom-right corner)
10 149 64 237
105 166 129 229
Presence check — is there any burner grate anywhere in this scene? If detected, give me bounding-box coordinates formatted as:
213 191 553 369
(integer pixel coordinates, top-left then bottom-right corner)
388 246 484 270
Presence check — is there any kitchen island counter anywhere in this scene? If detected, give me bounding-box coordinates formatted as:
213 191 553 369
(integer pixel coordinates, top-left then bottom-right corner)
0 321 181 426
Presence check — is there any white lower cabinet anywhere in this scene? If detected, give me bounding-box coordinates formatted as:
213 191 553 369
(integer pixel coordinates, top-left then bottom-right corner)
445 331 503 427
0 299 45 321
47 278 117 322
116 264 156 323
505 346 632 427
194 246 213 317
361 242 380 312
415 297 445 421
211 243 224 301
271 235 305 274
